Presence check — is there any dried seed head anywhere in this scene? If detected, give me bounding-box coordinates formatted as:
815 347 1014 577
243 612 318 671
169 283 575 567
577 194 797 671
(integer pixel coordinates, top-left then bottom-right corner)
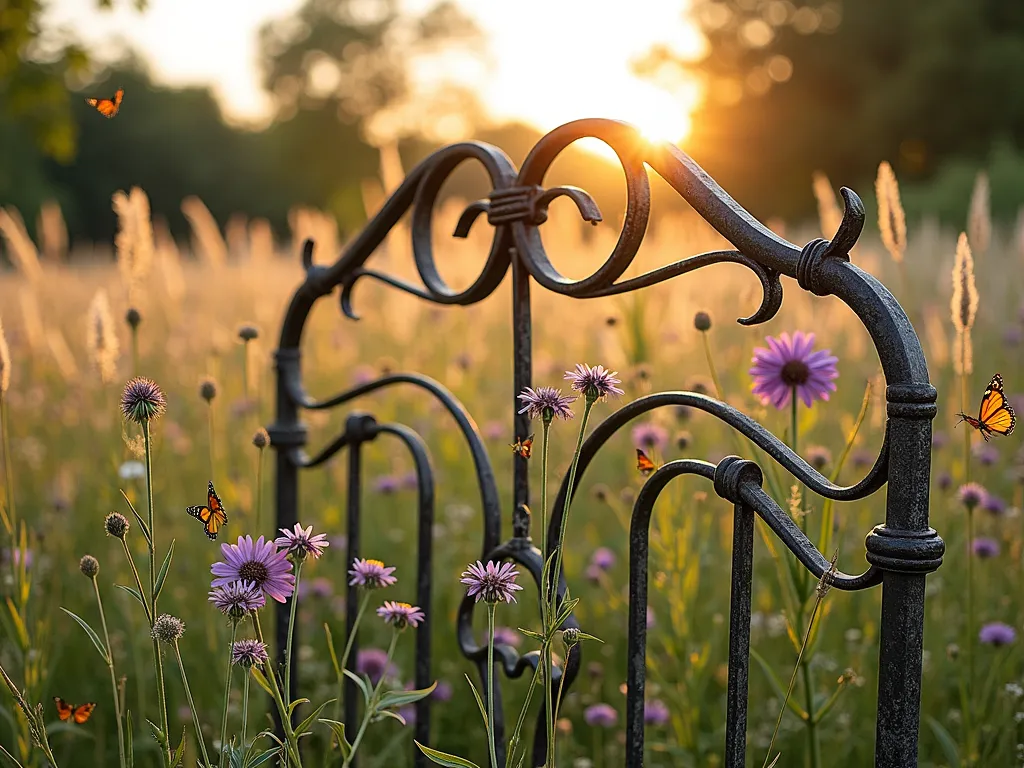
104 512 130 539
152 614 185 644
125 307 141 329
0 316 10 394
561 627 581 646
87 289 120 384
950 232 978 375
120 376 166 424
967 171 991 255
237 324 259 342
252 427 270 449
79 555 99 578
693 311 712 332
875 161 906 263
199 377 218 402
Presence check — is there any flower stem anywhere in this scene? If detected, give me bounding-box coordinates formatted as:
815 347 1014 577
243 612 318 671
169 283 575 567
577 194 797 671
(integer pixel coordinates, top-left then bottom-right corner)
342 629 400 768
120 538 153 625
173 639 214 768
486 604 498 768
252 612 301 766
92 576 127 768
965 506 977 764
544 399 594 768
207 403 216 479
801 660 820 768
255 449 264 534
131 328 139 377
504 661 543 768
539 418 551 621
143 421 172 767
218 622 239 768
331 592 371 731
240 670 250 749
285 561 304 707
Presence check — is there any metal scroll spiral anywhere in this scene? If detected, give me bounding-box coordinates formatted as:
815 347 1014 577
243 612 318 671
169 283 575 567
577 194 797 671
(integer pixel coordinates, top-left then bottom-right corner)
337 119 784 327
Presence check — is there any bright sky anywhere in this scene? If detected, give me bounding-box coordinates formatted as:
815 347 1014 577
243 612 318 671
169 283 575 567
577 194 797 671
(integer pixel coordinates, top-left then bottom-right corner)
44 0 705 144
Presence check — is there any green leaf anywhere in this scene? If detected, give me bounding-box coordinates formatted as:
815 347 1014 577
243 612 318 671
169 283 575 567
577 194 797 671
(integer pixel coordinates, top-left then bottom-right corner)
343 669 372 705
553 597 580 628
294 699 334 737
286 698 310 719
59 607 108 661
170 727 186 767
318 720 352 760
414 741 481 768
242 748 281 768
248 668 274 698
324 623 342 678
115 584 147 610
3 600 28 651
516 628 544 643
378 681 437 710
463 674 487 729
373 708 407 725
765 754 781 768
125 710 134 768
154 540 175 604
146 718 168 748
750 648 807 720
925 716 961 768
120 489 152 547
0 743 25 768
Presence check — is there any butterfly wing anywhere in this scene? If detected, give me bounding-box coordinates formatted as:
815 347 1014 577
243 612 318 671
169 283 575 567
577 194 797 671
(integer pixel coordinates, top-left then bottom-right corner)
113 88 124 108
204 481 227 540
978 374 1016 436
72 703 96 724
520 435 534 459
54 697 73 721
636 448 656 476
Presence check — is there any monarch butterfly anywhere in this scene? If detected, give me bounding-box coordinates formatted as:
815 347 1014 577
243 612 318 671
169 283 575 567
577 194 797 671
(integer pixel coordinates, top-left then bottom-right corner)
636 448 657 476
510 435 534 459
186 481 227 540
53 697 95 724
956 373 1016 442
85 87 124 118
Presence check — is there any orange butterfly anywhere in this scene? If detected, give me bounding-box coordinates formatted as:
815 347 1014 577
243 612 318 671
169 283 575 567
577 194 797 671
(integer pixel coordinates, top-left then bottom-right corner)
636 448 657 476
957 373 1016 442
510 435 534 459
53 697 95 724
186 481 227 540
85 87 124 118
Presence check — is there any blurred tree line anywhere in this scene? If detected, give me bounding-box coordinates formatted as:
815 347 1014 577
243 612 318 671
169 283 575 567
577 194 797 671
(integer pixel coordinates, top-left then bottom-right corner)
1 0 1023 251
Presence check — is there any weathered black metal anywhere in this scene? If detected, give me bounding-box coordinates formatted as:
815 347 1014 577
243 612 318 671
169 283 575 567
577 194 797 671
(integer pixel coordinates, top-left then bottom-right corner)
268 118 944 767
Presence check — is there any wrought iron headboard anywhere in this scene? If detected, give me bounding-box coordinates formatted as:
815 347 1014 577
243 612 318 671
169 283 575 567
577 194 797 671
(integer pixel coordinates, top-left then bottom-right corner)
267 118 943 768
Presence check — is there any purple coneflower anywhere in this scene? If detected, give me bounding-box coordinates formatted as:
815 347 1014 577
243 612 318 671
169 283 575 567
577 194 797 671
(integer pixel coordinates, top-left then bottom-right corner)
211 535 295 603
979 622 1017 646
584 703 618 728
749 332 838 409
564 363 624 402
231 639 269 668
461 560 524 604
120 377 167 423
209 580 265 618
377 600 425 629
348 558 397 589
958 483 987 510
971 537 1000 558
644 699 670 726
631 422 668 454
356 648 397 684
275 523 329 561
517 386 576 422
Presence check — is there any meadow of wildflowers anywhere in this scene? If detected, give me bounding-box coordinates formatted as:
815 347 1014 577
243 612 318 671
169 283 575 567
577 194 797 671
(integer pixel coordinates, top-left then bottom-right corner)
0 172 1021 768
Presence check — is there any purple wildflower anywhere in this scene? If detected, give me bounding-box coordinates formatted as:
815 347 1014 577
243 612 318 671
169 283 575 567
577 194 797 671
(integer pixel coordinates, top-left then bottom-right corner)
432 680 453 702
1004 326 1023 346
585 563 604 584
348 558 397 589
936 471 952 491
377 600 425 629
932 431 949 451
120 377 167 423
851 450 874 469
492 626 522 648
208 580 265 618
461 560 524 604
749 331 838 409
374 475 400 494
399 471 419 490
644 699 670 726
631 422 669 454
584 703 619 728
517 386 576 421
972 538 1000 558
351 364 375 386
591 547 615 571
958 483 987 510
647 606 655 629
356 648 398 684
231 639 269 668
979 622 1017 646
307 577 333 599
982 493 1007 516
564 363 624 402
274 523 329 561
806 445 832 471
973 443 1000 467
211 535 295 604
483 421 506 440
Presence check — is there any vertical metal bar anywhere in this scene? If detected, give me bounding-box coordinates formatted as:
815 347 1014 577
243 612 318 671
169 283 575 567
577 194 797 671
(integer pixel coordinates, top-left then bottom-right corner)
625 501 651 768
725 502 754 768
511 242 532 522
344 431 363 766
873 391 935 768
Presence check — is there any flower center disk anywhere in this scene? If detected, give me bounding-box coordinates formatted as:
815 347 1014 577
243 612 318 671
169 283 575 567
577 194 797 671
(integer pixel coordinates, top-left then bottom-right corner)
780 360 810 386
239 560 269 585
